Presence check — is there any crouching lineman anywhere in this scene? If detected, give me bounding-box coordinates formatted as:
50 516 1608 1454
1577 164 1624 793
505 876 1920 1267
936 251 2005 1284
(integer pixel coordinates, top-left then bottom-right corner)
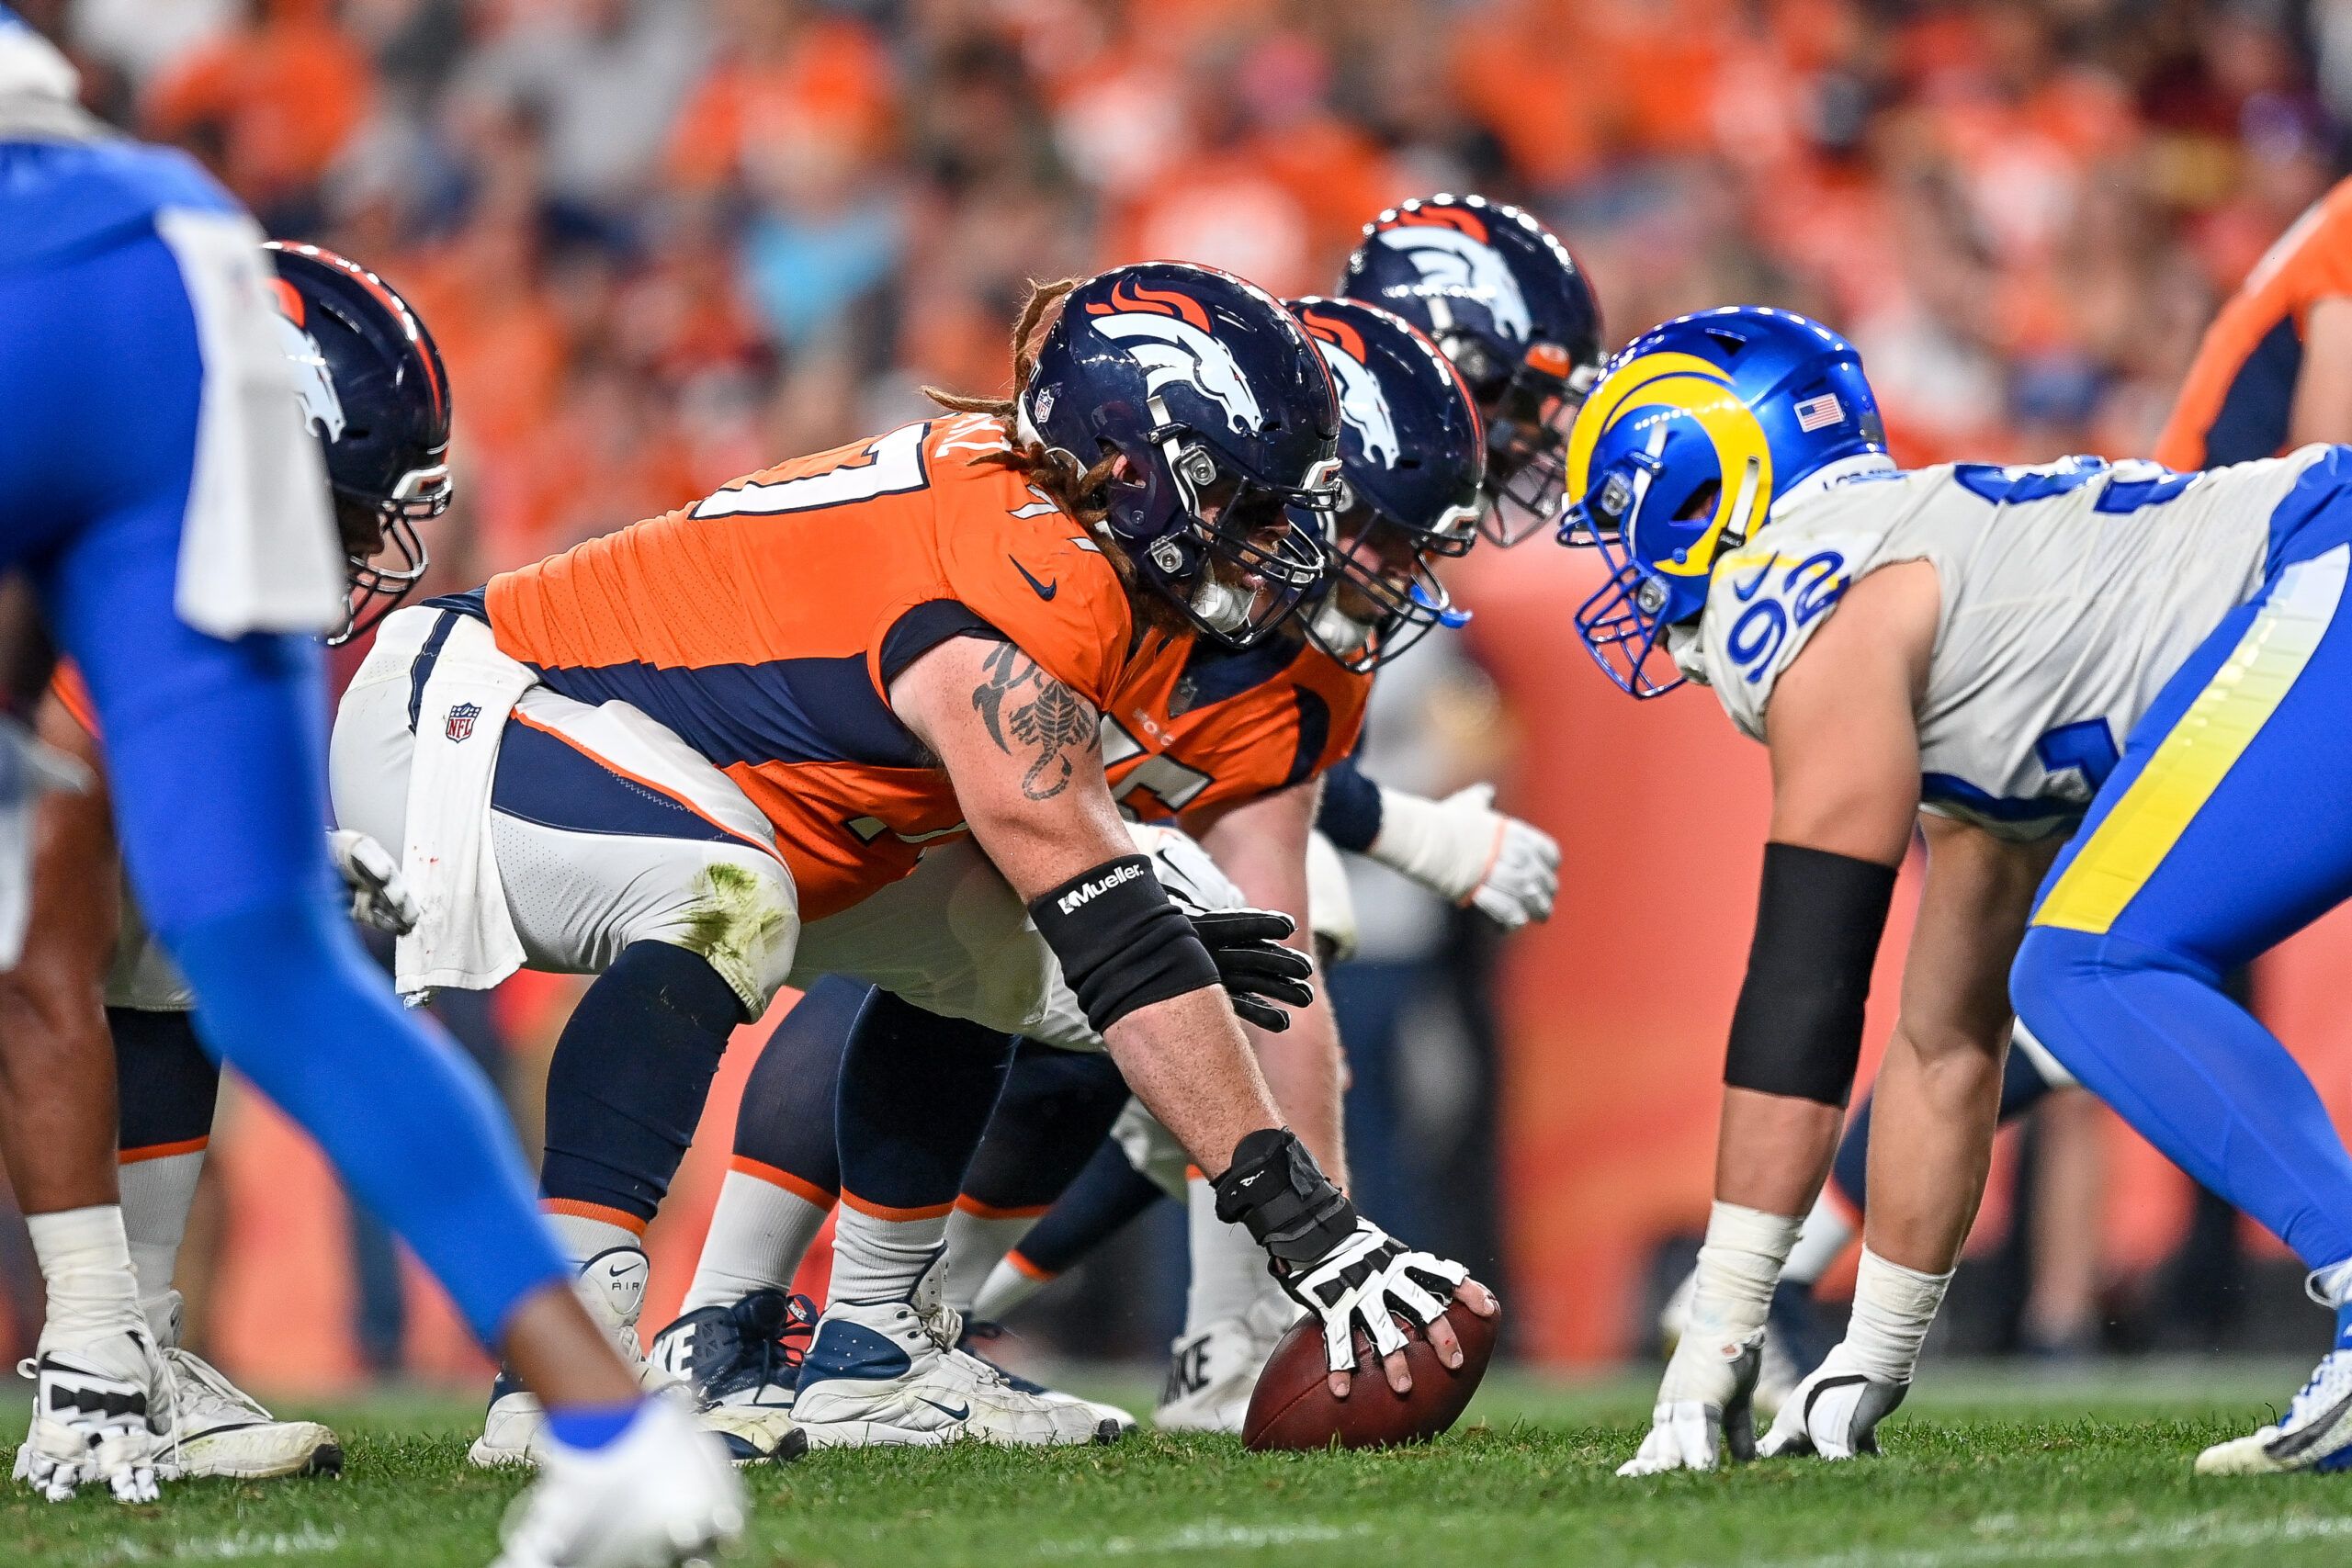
328 261 1495 1460
1570 306 2352 1478
648 292 1505 1439
0 17 741 1561
6 238 447 1489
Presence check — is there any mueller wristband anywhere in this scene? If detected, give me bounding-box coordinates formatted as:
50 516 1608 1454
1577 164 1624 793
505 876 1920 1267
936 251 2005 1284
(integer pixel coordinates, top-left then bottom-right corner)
1028 853 1222 1034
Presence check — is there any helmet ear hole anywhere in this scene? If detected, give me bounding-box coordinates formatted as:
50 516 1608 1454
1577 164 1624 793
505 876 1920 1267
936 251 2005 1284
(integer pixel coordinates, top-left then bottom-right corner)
1673 479 1721 523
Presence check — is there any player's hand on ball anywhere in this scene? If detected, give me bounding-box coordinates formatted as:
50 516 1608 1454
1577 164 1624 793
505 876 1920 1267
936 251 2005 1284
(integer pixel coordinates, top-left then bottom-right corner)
1758 1345 1907 1461
1616 1320 1762 1475
1187 907 1316 1032
328 828 421 935
1276 1218 1482 1399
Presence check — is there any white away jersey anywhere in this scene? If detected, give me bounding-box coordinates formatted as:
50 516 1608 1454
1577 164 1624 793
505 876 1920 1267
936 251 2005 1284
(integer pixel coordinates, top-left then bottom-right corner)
1689 448 2330 839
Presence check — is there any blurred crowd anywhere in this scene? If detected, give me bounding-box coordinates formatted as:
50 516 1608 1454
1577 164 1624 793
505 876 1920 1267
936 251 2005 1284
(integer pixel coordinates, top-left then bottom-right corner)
19 0 2347 584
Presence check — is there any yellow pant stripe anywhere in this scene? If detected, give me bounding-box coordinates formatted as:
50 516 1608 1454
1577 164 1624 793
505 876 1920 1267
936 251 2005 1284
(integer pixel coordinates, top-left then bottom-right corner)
2035 543 2348 935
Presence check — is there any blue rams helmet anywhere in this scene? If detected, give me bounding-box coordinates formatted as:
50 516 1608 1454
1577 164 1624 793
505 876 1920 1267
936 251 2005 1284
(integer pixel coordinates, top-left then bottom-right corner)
1286 297 1482 671
1561 307 1889 698
263 241 453 644
1019 262 1339 647
1340 194 1602 546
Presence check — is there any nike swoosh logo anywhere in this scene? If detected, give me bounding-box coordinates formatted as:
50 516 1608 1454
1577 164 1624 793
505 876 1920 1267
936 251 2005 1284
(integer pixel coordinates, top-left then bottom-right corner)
919 1398 971 1421
1011 557 1057 601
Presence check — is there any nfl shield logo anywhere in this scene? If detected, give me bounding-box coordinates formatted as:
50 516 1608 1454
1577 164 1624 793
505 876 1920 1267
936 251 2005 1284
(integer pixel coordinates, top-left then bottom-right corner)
445 702 481 742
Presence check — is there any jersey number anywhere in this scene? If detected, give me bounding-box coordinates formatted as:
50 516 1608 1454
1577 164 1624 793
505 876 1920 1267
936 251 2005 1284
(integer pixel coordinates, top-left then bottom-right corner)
692 423 931 518
1101 718 1213 817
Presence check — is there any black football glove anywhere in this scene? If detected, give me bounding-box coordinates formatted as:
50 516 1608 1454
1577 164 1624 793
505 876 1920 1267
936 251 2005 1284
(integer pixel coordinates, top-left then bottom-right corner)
1187 908 1315 1032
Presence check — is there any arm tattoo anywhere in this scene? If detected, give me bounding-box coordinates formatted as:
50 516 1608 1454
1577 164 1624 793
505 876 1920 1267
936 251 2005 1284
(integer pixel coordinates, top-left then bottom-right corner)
972 641 1097 800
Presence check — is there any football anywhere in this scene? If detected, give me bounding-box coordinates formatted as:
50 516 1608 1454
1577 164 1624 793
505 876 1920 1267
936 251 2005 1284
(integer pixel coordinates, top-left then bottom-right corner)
1242 1297 1499 1451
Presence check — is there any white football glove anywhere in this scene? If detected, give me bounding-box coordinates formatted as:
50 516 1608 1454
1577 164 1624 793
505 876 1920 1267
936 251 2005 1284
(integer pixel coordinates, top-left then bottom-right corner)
1282 1218 1467 1373
1616 1318 1761 1475
328 828 421 936
1758 1344 1907 1461
1368 784 1559 930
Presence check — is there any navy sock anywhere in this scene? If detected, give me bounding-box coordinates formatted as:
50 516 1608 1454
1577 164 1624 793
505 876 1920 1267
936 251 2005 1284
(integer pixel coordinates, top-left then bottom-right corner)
539 941 745 1226
1013 1139 1170 1276
729 974 868 1199
112 1007 220 1154
959 1042 1131 1213
835 990 1016 1213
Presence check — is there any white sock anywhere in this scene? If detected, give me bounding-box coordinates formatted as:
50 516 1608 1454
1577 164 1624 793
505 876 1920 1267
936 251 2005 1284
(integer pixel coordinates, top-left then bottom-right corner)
970 1252 1054 1323
942 1201 1039 1318
1686 1201 1804 1348
681 1167 834 1314
1841 1247 1952 1385
119 1146 205 1323
1781 1187 1859 1287
829 1201 946 1305
544 1209 644 1269
28 1204 143 1335
1184 1176 1278 1334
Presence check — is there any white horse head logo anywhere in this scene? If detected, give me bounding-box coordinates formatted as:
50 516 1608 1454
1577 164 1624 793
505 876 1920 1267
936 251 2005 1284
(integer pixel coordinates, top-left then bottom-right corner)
1089 288 1264 436
1376 225 1532 344
1304 321 1400 470
268 310 346 443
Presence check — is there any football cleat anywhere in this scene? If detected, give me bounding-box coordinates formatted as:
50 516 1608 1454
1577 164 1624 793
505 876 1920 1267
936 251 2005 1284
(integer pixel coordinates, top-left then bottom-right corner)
792 1257 1121 1450
647 1290 813 1465
471 1247 663 1470
157 1347 341 1482
492 1394 745 1568
2197 1348 2352 1475
1758 1345 1908 1461
14 1319 172 1503
958 1321 1135 1435
1154 1294 1302 1434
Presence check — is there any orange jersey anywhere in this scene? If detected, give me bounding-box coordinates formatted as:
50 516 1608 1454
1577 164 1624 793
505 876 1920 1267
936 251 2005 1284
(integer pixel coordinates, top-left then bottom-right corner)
1102 633 1370 823
481 416 1143 919
2154 177 2352 470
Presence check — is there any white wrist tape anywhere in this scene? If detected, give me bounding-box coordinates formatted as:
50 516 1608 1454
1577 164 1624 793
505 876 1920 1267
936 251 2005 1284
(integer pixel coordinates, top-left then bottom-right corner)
1841 1247 1952 1386
1687 1201 1804 1348
1367 784 1499 903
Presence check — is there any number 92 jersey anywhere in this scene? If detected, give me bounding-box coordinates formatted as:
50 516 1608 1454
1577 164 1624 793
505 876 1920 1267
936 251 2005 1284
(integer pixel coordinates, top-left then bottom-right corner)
1685 448 2334 839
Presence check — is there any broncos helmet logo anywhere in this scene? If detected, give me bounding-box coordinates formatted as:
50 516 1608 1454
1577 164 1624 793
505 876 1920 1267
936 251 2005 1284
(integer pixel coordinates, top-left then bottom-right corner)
1300 310 1400 469
1086 280 1265 437
1374 222 1532 346
266 280 346 443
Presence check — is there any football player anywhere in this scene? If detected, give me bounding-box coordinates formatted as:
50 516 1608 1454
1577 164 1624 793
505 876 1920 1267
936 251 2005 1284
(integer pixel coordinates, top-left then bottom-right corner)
327 263 1492 1457
1574 306 2352 1478
651 295 1504 1438
6 240 444 1488
0 16 741 1560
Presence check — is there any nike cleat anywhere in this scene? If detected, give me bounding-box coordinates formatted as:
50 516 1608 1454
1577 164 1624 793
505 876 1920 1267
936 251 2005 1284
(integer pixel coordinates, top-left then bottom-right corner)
1154 1294 1300 1434
648 1291 813 1464
2198 1348 2352 1475
959 1321 1134 1435
157 1348 340 1482
472 1247 662 1470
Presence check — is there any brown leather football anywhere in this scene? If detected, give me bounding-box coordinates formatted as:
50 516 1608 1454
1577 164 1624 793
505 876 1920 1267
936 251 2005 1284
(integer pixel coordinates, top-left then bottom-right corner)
1241 1297 1498 1451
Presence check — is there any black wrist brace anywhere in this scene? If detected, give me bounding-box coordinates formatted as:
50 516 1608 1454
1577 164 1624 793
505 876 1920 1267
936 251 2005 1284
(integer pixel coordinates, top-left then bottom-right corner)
1723 840 1898 1107
1027 853 1221 1034
1212 1127 1358 1267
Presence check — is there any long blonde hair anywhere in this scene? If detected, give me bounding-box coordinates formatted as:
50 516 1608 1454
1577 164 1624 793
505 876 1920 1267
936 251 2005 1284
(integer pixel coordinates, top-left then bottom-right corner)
922 278 1124 528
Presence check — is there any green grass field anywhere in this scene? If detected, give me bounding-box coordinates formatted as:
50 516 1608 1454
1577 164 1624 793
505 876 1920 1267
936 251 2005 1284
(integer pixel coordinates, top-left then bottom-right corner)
6 1364 2352 1568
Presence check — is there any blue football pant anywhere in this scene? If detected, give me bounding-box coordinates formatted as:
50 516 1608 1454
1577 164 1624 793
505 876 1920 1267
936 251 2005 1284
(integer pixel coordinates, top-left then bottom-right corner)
2014 523 2352 1276
0 222 567 1343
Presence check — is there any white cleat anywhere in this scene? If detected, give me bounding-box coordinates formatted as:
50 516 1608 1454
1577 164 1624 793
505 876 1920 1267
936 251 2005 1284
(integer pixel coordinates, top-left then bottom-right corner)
957 1321 1135 1435
1154 1294 1301 1434
472 1247 663 1471
2198 1348 2352 1475
157 1348 341 1482
792 1257 1121 1450
492 1395 745 1568
647 1290 811 1465
13 1317 172 1503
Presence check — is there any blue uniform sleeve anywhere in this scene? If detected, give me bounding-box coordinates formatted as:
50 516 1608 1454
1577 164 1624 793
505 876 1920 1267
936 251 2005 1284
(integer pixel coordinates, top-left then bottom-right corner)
1315 748 1383 852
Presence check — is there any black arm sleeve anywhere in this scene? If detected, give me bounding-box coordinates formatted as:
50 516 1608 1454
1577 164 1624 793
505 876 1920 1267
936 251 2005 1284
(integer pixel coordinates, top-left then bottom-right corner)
1314 748 1383 852
1028 855 1222 1034
1723 841 1899 1107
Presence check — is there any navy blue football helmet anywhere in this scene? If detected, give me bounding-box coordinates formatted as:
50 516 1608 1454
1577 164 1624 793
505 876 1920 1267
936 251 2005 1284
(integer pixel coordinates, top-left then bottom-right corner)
262 241 453 644
1019 263 1338 647
1286 298 1481 671
1340 194 1602 546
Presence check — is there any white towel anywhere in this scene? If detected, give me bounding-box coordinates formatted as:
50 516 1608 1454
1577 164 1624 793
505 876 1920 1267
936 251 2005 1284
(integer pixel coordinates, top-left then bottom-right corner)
395 615 534 1001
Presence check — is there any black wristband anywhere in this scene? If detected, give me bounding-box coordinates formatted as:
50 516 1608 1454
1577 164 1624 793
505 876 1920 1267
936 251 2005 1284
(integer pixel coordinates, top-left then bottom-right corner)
1723 841 1898 1106
1212 1127 1358 1267
1027 854 1222 1034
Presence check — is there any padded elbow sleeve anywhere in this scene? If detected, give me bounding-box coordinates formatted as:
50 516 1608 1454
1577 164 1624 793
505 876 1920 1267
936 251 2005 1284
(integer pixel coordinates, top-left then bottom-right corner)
1028 854 1221 1034
1723 841 1898 1107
